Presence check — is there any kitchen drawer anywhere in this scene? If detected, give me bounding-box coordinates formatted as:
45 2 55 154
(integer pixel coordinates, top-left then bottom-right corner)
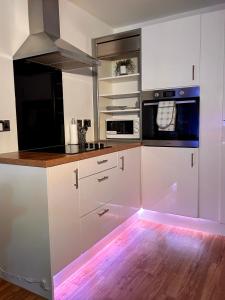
79 167 118 217
81 202 121 252
78 152 117 179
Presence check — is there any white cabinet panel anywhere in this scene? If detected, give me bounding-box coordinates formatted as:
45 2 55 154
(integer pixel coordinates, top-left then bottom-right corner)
200 10 225 222
117 147 141 219
81 202 121 252
79 167 118 217
78 152 117 179
221 140 225 224
142 146 198 217
142 15 200 90
47 162 81 275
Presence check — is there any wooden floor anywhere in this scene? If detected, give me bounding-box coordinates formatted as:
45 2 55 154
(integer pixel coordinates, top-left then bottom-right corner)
0 279 44 300
55 219 225 300
2 219 225 300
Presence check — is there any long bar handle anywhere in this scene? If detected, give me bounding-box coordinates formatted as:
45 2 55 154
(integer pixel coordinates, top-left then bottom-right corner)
74 168 79 189
97 208 109 217
120 156 125 171
97 159 108 165
97 176 109 183
192 65 195 81
191 153 194 168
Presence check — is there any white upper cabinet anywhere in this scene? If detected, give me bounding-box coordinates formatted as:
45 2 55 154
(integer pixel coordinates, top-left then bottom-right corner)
142 15 201 90
142 146 199 218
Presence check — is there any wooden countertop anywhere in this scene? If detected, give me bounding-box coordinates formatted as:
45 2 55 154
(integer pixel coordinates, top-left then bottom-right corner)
0 143 141 168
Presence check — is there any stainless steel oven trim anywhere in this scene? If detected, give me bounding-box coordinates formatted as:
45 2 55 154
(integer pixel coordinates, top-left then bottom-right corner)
142 140 199 148
143 100 197 106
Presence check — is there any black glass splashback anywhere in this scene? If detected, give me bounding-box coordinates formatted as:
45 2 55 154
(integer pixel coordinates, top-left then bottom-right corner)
14 60 65 150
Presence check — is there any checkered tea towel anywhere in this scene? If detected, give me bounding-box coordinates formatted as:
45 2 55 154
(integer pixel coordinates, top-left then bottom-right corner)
156 101 176 131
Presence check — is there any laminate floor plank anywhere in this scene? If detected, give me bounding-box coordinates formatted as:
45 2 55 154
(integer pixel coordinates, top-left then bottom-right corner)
0 279 44 300
2 219 225 300
55 219 225 300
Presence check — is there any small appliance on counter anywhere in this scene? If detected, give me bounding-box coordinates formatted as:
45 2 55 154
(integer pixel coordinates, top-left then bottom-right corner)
106 118 140 139
69 118 78 145
142 87 200 147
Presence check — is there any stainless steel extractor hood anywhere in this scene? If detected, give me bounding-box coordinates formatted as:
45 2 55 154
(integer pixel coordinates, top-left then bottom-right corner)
13 0 99 71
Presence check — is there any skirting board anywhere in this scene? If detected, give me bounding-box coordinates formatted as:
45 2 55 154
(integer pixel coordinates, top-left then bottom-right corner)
139 209 225 236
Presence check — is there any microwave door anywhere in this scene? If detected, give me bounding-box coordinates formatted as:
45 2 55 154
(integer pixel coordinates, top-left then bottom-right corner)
106 119 139 139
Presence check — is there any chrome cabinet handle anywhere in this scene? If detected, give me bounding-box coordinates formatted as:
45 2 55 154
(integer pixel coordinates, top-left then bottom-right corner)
191 153 194 168
120 156 125 171
192 65 195 81
97 159 108 165
74 168 78 189
97 208 109 217
97 176 109 183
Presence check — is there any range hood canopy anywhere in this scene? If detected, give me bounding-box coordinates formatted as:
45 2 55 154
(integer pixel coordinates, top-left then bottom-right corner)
13 0 99 71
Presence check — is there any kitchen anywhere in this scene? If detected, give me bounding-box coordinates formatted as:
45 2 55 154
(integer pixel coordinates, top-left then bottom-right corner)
1 0 225 299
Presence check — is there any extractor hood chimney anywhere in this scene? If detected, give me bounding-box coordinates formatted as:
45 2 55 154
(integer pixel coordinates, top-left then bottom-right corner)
13 0 99 71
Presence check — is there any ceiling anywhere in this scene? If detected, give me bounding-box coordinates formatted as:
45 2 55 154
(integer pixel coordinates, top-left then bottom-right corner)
71 0 225 27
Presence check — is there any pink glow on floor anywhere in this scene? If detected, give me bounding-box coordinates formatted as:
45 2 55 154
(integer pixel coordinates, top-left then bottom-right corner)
53 209 218 300
54 217 142 299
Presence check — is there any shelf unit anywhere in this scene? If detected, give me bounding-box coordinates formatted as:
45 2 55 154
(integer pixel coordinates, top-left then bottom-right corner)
99 73 140 82
93 29 141 141
99 91 141 99
100 108 141 114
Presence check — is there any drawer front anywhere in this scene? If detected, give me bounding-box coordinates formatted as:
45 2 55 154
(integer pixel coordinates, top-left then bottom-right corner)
78 153 117 178
79 167 118 217
81 203 121 252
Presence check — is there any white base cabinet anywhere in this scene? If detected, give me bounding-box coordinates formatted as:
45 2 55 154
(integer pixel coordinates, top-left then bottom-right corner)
117 147 141 220
142 146 199 217
142 15 200 90
81 202 121 252
47 162 81 276
79 148 141 253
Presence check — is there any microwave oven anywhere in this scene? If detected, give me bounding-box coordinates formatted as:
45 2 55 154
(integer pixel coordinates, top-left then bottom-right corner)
106 118 140 139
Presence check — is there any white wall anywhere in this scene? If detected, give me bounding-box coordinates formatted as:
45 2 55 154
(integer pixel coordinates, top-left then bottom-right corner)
59 0 113 143
0 0 29 154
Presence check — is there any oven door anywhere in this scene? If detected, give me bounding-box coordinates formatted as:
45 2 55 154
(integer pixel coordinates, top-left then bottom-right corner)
142 98 199 147
106 120 138 139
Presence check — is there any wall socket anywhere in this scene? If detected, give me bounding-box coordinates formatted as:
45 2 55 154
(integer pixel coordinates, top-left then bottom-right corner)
77 120 82 127
84 119 91 127
0 120 10 132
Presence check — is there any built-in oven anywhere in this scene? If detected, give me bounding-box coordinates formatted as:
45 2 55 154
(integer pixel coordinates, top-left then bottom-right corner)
142 87 200 147
106 118 140 139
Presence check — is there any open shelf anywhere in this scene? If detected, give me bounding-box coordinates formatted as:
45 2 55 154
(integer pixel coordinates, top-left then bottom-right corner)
100 108 140 114
99 73 140 82
99 91 140 99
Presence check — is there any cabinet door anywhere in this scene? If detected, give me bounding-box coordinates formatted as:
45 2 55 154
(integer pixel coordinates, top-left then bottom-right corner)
200 10 224 222
47 162 81 275
142 146 198 217
142 15 200 90
222 140 225 224
118 147 141 220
